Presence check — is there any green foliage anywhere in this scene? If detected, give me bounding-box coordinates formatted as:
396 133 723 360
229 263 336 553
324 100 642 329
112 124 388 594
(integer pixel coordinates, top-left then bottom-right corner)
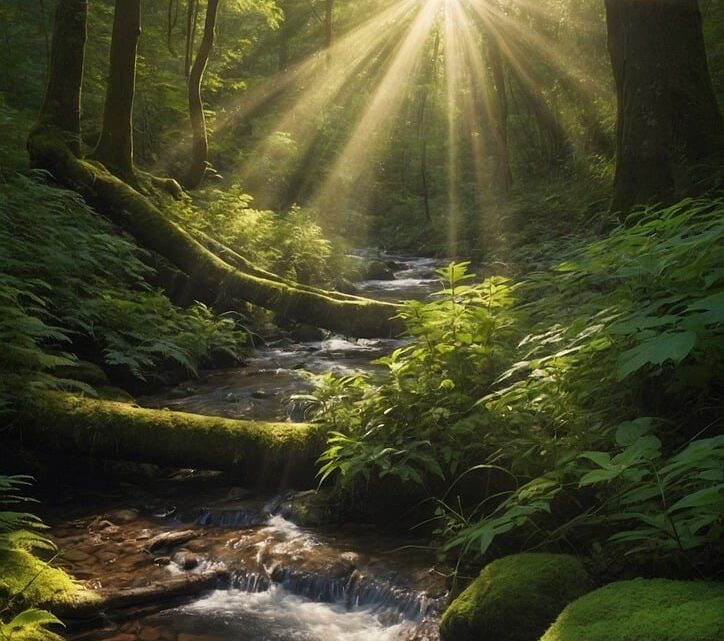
173 185 340 285
0 173 245 406
312 263 519 487
444 199 723 568
310 198 724 574
0 477 65 641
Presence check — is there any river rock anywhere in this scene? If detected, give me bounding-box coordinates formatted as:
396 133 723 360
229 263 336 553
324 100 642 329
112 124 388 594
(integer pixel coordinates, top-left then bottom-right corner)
107 509 140 523
440 553 591 641
365 260 396 280
138 627 163 641
172 550 201 571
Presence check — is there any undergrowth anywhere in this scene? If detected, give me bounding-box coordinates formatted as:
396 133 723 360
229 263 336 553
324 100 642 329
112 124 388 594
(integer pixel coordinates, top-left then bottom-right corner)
308 197 724 577
0 172 246 407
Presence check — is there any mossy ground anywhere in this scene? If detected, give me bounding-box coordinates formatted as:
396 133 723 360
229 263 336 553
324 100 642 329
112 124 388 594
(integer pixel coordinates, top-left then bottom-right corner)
0 546 100 614
439 553 592 641
540 578 724 641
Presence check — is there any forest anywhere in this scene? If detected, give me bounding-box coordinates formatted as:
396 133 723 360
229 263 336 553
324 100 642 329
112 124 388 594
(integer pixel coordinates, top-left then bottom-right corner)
0 0 722 640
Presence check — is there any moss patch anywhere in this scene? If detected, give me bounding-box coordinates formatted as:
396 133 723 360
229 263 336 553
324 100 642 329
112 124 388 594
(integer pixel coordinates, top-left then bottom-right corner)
0 547 100 616
440 553 591 641
540 578 724 641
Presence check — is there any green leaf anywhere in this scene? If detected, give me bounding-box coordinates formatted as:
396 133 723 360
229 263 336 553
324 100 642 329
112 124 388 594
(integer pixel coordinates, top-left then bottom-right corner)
617 331 697 380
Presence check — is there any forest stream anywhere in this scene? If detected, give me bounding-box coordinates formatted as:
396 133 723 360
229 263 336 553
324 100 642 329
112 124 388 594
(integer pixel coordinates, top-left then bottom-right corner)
41 255 449 641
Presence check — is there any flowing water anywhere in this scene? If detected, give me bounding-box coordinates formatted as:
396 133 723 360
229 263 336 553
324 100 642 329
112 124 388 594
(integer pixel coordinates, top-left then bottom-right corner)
139 254 446 423
53 255 448 641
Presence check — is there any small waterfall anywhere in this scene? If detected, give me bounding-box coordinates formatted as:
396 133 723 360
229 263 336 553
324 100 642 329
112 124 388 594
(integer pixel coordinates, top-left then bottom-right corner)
230 565 443 623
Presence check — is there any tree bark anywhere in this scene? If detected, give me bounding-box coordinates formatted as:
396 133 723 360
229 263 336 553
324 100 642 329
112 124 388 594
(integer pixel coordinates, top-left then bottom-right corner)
486 31 512 197
28 127 401 336
605 0 724 215
18 394 323 488
33 0 87 155
92 0 141 182
184 0 220 189
28 1 401 337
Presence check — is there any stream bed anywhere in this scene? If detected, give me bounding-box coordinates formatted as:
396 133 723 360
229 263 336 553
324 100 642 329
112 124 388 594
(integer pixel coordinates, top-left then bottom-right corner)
46 255 449 641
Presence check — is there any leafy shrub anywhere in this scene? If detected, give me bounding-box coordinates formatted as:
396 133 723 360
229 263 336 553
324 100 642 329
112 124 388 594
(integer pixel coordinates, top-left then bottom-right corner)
449 199 723 570
308 198 723 574
311 263 519 487
171 184 339 286
0 173 245 404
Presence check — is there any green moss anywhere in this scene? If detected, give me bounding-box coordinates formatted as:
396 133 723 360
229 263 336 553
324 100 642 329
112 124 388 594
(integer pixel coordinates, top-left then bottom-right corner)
0 547 100 615
440 553 592 641
20 393 325 486
540 578 724 641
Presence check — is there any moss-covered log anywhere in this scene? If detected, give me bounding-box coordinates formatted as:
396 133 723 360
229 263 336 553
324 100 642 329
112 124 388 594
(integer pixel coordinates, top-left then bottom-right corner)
27 127 402 337
17 394 324 488
29 0 400 338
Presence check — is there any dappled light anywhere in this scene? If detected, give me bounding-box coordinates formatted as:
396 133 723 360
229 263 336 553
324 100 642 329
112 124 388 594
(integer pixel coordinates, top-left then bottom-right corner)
1 1 722 640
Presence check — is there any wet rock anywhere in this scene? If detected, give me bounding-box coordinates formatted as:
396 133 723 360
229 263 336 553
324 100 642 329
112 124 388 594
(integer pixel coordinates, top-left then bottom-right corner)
138 627 163 641
178 634 211 641
366 260 396 281
63 549 92 563
97 550 118 563
273 489 335 527
145 529 198 553
172 550 201 571
107 509 140 524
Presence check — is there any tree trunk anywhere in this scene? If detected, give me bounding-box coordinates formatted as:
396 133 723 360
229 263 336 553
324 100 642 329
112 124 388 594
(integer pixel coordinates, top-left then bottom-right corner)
18 394 322 488
184 0 220 189
28 2 401 337
28 128 401 336
605 0 724 215
486 32 512 197
92 0 141 182
33 0 87 155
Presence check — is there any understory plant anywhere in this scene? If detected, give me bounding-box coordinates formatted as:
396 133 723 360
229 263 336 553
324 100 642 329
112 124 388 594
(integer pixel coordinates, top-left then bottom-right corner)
0 476 63 641
309 198 724 575
0 172 246 405
309 263 520 486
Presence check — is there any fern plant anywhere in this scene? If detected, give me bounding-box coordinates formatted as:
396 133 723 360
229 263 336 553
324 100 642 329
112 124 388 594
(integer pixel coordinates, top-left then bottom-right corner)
0 476 63 641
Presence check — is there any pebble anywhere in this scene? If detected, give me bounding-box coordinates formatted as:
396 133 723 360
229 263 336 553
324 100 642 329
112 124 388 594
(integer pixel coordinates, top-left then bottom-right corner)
107 509 140 523
63 549 91 563
97 550 118 563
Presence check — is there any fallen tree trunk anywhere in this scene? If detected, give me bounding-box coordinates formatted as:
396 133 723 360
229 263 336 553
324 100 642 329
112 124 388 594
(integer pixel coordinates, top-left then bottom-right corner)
27 127 402 337
17 394 324 488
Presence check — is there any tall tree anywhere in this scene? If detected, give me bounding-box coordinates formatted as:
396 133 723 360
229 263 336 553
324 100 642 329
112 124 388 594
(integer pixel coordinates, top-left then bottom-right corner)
184 0 220 189
92 0 141 182
486 31 512 196
605 0 724 215
33 0 87 155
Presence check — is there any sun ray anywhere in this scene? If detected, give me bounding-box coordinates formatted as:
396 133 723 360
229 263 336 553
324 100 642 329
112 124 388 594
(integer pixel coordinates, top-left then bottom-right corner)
310 0 445 226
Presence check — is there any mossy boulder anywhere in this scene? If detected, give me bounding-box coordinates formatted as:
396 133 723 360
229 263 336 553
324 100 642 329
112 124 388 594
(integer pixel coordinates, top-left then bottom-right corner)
540 578 724 641
0 547 100 617
440 553 591 641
